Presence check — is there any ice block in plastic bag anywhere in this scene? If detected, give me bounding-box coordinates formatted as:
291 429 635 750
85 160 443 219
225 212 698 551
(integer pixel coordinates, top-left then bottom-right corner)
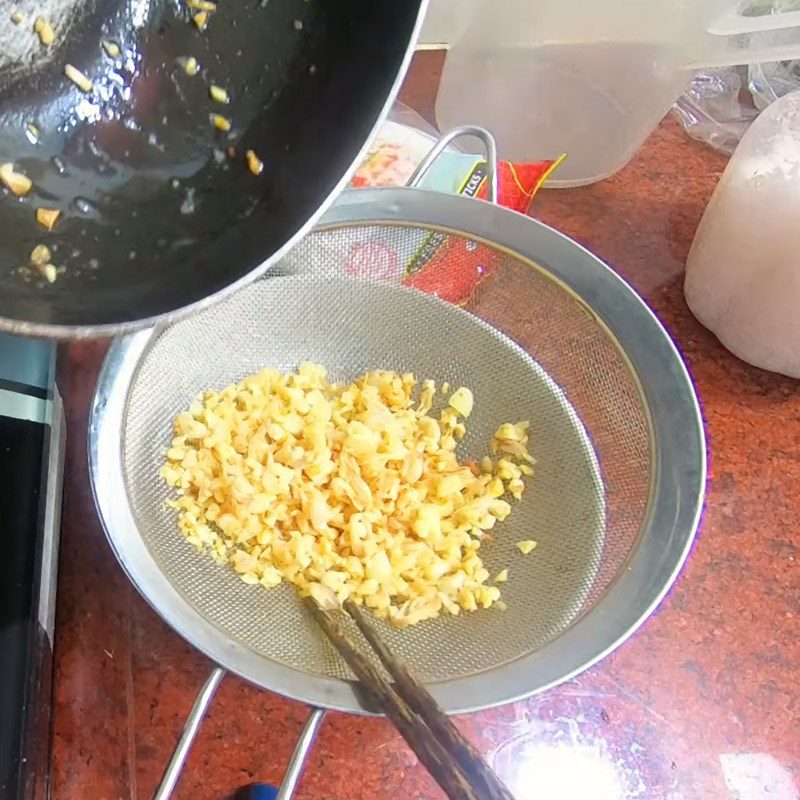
685 88 800 378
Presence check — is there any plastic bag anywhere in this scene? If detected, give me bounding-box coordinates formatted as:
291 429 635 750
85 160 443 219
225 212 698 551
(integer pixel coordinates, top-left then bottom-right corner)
671 67 757 156
672 1 800 154
672 61 800 155
749 59 800 109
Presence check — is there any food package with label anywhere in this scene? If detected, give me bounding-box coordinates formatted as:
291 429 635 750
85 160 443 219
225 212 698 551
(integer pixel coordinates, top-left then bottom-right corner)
347 104 563 305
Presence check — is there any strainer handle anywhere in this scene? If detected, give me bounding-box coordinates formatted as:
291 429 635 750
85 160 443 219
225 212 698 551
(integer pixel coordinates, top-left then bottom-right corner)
154 666 225 800
234 709 326 799
154 667 324 800
233 708 327 800
406 126 499 205
273 707 326 799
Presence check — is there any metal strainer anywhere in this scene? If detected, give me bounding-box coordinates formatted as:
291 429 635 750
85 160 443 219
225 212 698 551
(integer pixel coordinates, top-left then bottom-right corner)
89 131 704 799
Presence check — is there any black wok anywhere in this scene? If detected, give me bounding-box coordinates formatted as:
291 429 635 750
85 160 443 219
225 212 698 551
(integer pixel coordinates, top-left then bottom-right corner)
0 0 425 336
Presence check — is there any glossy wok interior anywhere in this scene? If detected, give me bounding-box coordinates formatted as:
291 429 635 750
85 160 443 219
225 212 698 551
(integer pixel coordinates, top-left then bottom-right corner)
0 0 423 333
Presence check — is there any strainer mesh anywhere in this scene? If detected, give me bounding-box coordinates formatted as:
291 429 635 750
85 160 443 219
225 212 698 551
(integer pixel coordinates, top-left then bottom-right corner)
122 222 652 684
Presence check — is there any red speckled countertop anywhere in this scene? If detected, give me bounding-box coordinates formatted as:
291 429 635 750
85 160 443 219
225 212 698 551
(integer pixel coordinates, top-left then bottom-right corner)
52 52 800 799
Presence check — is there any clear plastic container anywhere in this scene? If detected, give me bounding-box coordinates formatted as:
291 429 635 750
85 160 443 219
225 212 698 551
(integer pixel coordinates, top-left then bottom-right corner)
435 0 800 186
685 88 800 378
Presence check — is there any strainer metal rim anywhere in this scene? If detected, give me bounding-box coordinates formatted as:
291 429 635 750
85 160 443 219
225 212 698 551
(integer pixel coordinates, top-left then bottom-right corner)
89 188 705 714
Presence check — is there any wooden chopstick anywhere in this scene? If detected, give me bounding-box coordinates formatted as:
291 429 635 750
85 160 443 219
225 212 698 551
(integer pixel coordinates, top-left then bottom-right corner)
307 598 516 800
343 600 517 800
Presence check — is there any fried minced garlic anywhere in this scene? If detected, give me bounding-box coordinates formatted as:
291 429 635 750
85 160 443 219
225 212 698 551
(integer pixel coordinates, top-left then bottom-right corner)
161 364 534 627
182 56 200 76
65 64 93 93
245 149 263 176
30 244 51 264
186 0 217 10
0 163 32 196
36 208 60 230
34 16 55 46
38 263 57 283
209 113 231 132
102 40 121 58
28 244 56 282
209 84 229 104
